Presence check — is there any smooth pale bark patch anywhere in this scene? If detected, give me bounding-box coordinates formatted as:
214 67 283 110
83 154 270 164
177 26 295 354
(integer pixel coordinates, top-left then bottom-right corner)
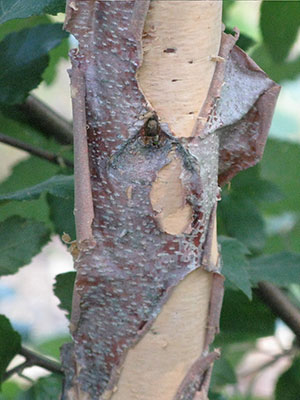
111 269 213 400
138 1 222 138
150 149 193 235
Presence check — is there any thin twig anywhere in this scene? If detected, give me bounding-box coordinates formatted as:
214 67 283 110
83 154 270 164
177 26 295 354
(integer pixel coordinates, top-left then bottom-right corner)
20 346 63 375
19 95 73 145
2 361 30 381
2 346 63 382
257 281 300 342
0 132 73 168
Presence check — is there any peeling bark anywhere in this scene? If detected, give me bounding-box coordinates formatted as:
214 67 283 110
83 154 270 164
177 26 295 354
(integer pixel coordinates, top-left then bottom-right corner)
62 1 280 399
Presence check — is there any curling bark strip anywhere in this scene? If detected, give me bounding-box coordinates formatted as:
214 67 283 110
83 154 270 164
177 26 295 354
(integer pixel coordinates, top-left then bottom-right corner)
62 1 280 399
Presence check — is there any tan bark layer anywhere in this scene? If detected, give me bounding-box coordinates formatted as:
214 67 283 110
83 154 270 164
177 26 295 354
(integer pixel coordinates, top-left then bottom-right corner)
110 1 222 399
138 0 222 138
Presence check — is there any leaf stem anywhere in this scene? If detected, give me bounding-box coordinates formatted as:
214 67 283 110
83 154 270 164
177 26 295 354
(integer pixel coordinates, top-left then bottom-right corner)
2 346 63 382
257 281 300 341
0 132 73 168
19 95 73 145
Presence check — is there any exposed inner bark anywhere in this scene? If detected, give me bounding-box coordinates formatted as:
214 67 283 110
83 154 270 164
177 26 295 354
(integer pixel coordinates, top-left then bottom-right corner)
138 1 222 138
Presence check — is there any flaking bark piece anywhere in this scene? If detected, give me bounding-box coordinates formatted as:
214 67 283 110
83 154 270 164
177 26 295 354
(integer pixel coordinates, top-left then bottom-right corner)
195 32 280 185
174 351 220 400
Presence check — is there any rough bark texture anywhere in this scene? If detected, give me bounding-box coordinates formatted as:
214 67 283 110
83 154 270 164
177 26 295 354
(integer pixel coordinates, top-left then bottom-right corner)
62 1 280 400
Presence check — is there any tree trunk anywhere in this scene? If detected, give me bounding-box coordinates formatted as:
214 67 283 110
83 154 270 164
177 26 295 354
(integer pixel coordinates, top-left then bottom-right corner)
62 1 280 399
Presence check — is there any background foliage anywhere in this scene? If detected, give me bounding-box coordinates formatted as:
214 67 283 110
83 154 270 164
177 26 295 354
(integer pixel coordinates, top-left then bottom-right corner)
0 1 299 399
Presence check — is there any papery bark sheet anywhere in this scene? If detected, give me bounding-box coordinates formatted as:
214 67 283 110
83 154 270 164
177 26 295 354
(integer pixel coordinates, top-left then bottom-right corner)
62 1 280 399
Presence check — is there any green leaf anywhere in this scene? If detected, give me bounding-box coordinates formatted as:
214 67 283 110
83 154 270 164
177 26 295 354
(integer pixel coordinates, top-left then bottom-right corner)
0 23 68 104
247 252 300 288
275 357 300 400
261 139 300 253
225 28 255 52
47 192 76 239
260 1 300 64
43 37 69 85
219 236 252 299
0 315 21 384
231 166 283 204
209 392 228 400
17 375 62 400
53 272 76 319
210 357 237 388
0 15 51 42
0 109 63 151
0 0 66 24
219 195 266 252
0 157 61 227
0 175 74 203
36 335 71 360
261 139 300 215
216 290 275 345
251 44 300 82
0 216 51 276
0 381 22 400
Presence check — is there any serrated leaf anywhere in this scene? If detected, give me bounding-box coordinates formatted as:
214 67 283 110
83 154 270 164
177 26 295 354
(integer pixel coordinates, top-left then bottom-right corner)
47 192 75 239
275 357 300 400
17 375 62 400
0 315 21 384
0 175 74 203
53 272 76 319
247 252 300 288
0 23 68 104
215 290 275 345
260 1 300 64
0 216 51 276
219 236 252 299
0 0 66 24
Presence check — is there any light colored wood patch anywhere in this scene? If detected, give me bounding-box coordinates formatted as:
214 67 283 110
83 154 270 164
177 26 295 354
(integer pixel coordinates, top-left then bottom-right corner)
138 1 222 138
150 150 192 235
111 269 213 400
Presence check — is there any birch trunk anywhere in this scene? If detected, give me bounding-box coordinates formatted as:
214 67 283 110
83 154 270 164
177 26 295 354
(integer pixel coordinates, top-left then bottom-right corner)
62 1 280 399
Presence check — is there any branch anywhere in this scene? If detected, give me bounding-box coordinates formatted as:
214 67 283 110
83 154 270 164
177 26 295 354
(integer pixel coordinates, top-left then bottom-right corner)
20 346 63 375
19 95 73 145
257 281 300 341
3 346 63 382
0 132 73 169
2 346 63 382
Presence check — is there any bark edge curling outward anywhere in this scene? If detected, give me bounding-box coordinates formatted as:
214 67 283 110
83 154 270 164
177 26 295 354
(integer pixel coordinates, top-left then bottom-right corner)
62 2 280 400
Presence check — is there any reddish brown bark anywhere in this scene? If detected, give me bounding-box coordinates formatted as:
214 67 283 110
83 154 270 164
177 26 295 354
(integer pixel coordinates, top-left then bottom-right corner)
62 2 280 399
